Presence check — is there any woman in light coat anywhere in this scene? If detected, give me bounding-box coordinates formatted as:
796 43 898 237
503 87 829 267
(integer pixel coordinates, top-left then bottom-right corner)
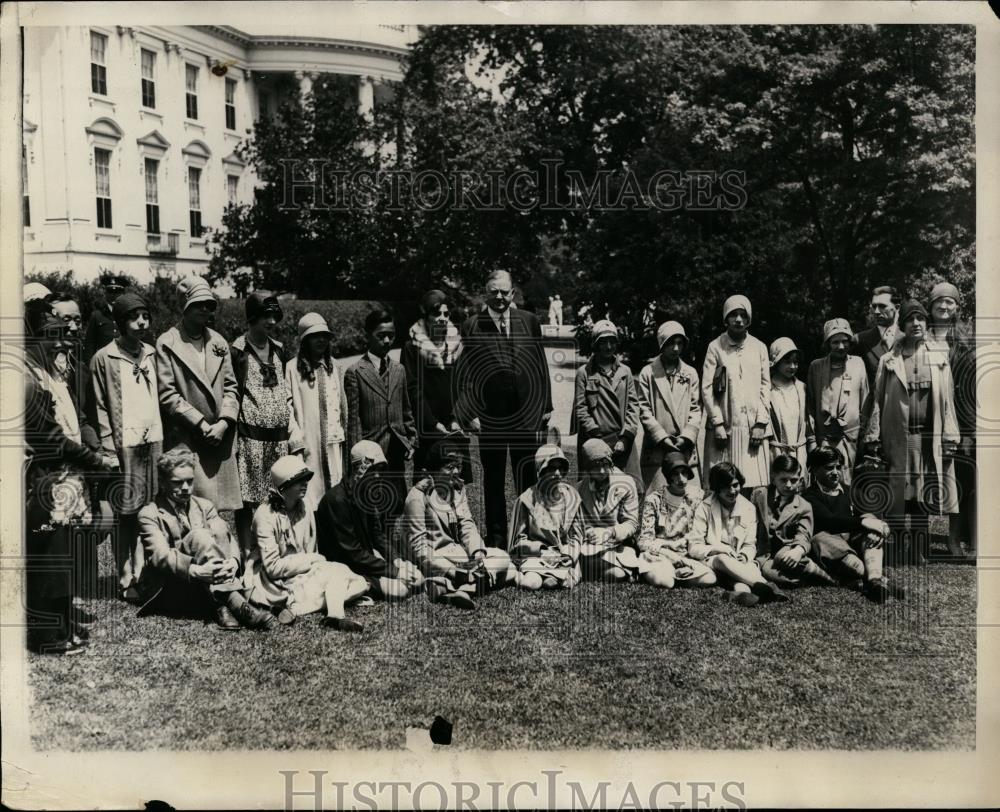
285 313 349 512
90 293 163 595
508 444 584 589
571 319 642 488
156 277 242 512
636 321 703 491
249 456 369 631
863 300 960 563
701 295 772 489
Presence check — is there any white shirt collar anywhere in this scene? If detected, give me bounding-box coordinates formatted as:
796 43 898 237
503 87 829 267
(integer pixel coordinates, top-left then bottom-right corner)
367 351 386 369
817 481 844 496
487 307 510 335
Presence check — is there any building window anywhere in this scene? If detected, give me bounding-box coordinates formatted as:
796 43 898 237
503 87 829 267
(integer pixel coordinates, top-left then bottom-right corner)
141 49 156 108
225 78 237 130
226 174 239 205
94 147 112 228
90 32 108 95
188 166 202 237
22 144 30 228
185 65 199 120
144 158 160 234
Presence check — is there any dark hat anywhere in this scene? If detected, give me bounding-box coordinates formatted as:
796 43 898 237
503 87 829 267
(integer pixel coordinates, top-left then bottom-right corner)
661 451 693 479
246 290 283 323
898 300 928 326
420 289 448 314
111 292 148 323
98 272 129 289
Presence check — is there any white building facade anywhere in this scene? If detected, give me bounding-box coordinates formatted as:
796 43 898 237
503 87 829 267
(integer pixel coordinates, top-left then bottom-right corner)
22 24 412 284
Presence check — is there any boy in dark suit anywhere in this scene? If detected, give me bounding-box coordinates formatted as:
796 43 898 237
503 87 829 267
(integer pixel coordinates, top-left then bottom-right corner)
344 309 418 525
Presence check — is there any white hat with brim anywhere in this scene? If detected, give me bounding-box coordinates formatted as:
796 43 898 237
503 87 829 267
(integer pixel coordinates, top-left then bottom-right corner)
768 336 800 368
298 312 332 341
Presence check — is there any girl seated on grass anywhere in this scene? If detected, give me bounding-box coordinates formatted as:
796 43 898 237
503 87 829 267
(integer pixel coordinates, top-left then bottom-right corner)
636 451 717 589
509 444 583 590
688 462 789 607
249 455 370 632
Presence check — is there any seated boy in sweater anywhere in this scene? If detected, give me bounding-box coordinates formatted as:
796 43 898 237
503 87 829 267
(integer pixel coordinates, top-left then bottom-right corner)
802 446 903 603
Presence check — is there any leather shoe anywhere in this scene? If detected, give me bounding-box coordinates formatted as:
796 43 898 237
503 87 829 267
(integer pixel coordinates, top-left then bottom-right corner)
215 604 241 630
29 634 88 656
751 581 790 603
229 598 277 630
722 590 759 608
444 590 477 610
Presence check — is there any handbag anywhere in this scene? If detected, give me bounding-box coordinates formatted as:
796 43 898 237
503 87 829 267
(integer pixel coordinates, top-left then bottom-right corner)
712 365 727 396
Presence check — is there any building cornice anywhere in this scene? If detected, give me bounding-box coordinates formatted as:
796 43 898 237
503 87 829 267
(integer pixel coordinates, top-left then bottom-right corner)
195 26 410 62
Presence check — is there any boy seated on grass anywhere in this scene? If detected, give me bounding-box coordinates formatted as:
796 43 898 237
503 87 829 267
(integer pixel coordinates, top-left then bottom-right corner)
635 450 717 589
802 446 905 604
750 454 839 589
688 462 789 607
136 446 276 631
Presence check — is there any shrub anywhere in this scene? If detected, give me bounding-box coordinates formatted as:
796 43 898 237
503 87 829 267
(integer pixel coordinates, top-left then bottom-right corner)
24 271 392 358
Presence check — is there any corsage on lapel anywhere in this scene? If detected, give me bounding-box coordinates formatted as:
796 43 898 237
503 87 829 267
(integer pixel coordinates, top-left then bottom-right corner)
211 343 228 358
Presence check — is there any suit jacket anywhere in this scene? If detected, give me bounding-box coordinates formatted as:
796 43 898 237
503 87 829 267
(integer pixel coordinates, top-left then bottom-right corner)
135 493 240 612
315 481 395 579
456 308 552 430
343 354 417 456
156 325 242 510
750 485 814 558
854 325 895 387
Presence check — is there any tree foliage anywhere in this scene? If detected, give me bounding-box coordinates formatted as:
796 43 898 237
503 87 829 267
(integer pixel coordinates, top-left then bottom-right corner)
208 24 974 356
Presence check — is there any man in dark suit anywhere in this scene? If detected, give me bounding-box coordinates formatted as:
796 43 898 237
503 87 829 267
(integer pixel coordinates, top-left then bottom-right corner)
853 285 901 386
344 309 418 525
457 270 553 549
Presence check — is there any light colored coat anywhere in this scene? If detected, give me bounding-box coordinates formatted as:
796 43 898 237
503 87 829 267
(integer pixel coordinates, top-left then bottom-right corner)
135 493 243 611
687 493 758 563
156 325 242 510
636 357 702 486
863 343 960 515
89 340 163 455
701 333 772 488
403 479 485 576
768 378 809 476
285 358 348 511
806 355 868 484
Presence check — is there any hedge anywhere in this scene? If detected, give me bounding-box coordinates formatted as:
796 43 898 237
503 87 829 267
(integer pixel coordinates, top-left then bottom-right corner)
25 271 392 358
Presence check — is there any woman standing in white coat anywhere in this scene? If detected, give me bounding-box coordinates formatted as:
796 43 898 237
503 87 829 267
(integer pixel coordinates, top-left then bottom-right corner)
285 313 348 512
701 295 772 490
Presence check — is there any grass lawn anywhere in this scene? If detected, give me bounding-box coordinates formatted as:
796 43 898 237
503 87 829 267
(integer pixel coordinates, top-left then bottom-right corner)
26 346 976 750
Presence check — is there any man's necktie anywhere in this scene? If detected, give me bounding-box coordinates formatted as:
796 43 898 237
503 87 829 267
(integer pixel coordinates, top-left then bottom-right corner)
379 356 388 377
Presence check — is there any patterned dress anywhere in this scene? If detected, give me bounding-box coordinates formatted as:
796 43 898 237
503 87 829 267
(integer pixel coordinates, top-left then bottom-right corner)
236 346 291 504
